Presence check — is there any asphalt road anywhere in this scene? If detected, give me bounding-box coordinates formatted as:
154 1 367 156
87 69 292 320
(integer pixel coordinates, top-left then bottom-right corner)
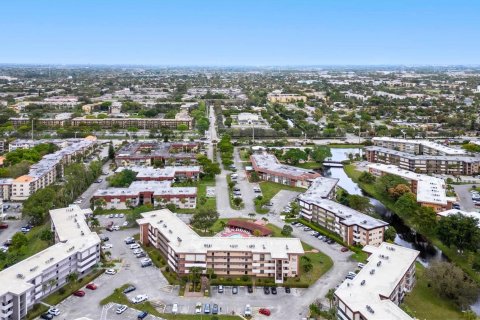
453 184 479 212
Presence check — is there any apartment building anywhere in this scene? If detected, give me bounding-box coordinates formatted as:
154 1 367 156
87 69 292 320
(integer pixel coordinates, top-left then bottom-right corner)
92 180 197 210
115 142 198 167
334 243 419 320
4 138 96 201
0 205 100 320
137 209 304 283
365 146 480 175
117 165 201 182
371 137 466 156
10 114 72 128
368 163 454 212
298 195 388 246
71 113 193 130
250 154 321 188
0 140 5 154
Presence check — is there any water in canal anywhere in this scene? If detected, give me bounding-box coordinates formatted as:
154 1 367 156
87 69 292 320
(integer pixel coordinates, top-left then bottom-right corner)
324 148 444 264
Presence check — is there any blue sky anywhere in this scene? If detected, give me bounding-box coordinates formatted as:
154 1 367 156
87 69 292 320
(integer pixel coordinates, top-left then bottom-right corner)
0 0 479 65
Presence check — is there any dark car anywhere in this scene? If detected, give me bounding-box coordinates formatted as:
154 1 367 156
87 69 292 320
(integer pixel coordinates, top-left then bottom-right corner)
212 304 219 314
123 285 136 294
328 239 335 244
232 286 238 294
0 223 8 229
137 311 148 319
263 286 270 294
247 285 253 293
73 290 85 297
40 313 54 320
285 286 291 293
271 286 277 295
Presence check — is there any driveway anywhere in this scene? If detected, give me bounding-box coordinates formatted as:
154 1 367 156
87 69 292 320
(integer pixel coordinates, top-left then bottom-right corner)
453 184 478 211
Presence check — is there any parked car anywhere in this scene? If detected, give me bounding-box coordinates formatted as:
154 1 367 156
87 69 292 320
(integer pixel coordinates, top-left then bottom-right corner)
130 243 141 250
271 286 277 295
358 263 365 269
341 247 348 252
259 308 271 316
135 252 147 258
48 307 60 316
327 239 335 244
131 294 148 304
195 302 202 314
244 304 252 316
40 313 54 320
172 303 178 314
263 286 270 294
218 285 224 293
125 237 135 244
247 285 253 293
73 290 85 297
105 269 116 275
232 286 238 294
123 285 136 294
109 214 114 218
141 258 152 267
116 304 128 314
285 286 291 293
212 304 219 314
303 227 312 231
137 311 148 319
86 283 97 290
0 223 8 229
204 303 211 314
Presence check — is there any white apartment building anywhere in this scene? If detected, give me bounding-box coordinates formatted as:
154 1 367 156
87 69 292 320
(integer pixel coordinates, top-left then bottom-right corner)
0 205 100 320
368 163 455 212
137 209 304 283
334 243 419 320
372 137 466 156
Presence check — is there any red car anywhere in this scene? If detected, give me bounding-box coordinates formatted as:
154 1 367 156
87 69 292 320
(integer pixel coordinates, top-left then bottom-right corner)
341 247 348 252
86 283 97 290
259 308 271 316
0 223 8 229
73 290 85 297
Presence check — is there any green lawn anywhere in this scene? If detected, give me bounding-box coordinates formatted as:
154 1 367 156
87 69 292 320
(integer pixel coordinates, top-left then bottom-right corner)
255 181 304 213
402 263 463 320
283 242 333 287
175 179 216 213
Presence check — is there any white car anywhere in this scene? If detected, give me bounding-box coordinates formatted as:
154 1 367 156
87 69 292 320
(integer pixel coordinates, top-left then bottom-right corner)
48 307 60 316
112 225 120 231
116 304 128 314
73 200 82 204
132 249 143 254
114 214 120 218
119 213 125 218
172 303 178 314
130 243 140 250
109 214 114 218
122 221 128 227
101 244 113 250
131 294 148 304
105 268 116 275
195 302 202 314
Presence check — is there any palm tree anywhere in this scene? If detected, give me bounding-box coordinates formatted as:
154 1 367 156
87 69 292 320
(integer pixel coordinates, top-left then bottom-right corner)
325 288 335 309
66 272 78 288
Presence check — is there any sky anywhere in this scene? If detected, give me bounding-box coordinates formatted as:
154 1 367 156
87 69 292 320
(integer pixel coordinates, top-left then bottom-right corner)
0 0 479 66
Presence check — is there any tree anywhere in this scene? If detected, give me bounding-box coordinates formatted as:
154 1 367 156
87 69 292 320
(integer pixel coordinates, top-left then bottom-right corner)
40 229 53 242
384 226 397 242
394 192 418 218
188 266 203 291
177 124 188 131
413 206 437 235
190 209 219 232
427 261 479 309
224 117 232 127
300 255 313 273
283 148 307 165
107 169 137 187
233 197 243 207
108 143 115 160
358 171 376 184
325 288 335 309
375 174 409 196
388 184 412 200
66 272 79 288
11 232 28 250
281 225 293 237
437 213 480 252
310 146 332 163
347 195 373 214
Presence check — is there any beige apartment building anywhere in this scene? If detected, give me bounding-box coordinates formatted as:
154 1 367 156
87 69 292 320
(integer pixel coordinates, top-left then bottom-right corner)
371 137 466 156
137 209 304 284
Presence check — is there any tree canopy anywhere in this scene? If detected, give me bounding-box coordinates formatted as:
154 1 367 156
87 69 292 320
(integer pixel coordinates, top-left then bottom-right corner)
437 213 480 252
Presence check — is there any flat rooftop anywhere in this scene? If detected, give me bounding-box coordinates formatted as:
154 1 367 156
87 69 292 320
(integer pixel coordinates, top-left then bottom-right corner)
0 206 100 297
50 205 95 242
117 165 200 179
368 163 447 206
137 209 304 259
94 180 196 197
251 154 320 179
335 242 419 320
298 176 339 200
